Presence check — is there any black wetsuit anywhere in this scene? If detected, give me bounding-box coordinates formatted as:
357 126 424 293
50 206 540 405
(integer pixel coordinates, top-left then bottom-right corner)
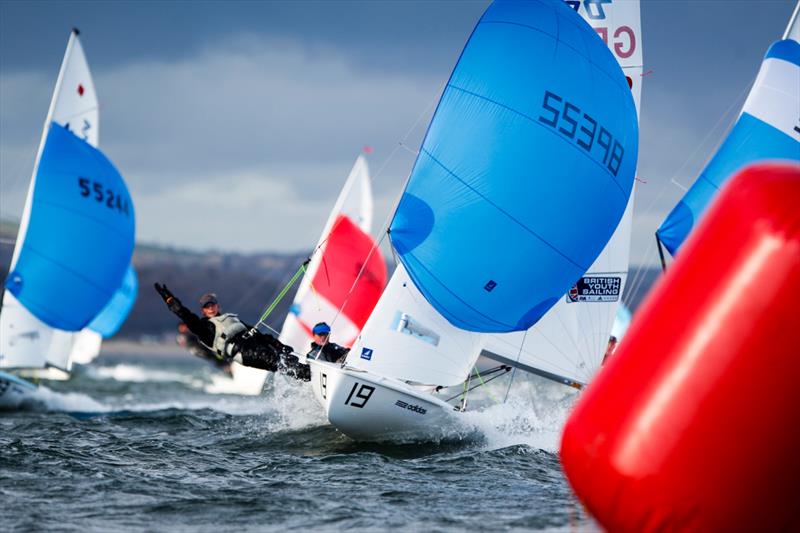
307 341 349 364
167 299 310 381
177 328 232 377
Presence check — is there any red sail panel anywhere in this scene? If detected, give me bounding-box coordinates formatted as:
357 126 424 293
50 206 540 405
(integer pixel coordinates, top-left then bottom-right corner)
311 215 388 329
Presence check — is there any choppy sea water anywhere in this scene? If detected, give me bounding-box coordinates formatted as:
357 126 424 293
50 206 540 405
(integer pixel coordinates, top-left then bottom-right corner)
1 350 595 532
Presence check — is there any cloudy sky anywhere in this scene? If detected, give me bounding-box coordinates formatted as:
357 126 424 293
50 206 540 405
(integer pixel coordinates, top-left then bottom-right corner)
0 0 796 268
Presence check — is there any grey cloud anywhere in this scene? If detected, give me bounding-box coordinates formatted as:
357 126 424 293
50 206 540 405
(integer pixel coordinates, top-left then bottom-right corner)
2 0 797 264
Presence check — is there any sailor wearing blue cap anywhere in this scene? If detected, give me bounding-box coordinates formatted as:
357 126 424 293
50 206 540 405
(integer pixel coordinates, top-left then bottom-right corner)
307 322 349 363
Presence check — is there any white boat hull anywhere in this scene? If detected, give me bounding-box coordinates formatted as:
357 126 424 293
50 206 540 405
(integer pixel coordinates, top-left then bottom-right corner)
0 371 38 410
308 359 461 441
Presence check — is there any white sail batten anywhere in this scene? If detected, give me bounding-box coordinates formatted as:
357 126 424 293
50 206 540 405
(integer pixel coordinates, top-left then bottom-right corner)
344 263 485 387
0 30 98 371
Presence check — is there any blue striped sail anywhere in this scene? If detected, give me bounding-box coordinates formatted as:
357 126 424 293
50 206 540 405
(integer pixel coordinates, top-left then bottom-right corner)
389 0 639 333
657 39 800 256
87 265 138 338
4 123 135 331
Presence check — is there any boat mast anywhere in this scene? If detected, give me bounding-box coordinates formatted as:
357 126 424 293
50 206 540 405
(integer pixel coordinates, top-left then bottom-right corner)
783 1 800 40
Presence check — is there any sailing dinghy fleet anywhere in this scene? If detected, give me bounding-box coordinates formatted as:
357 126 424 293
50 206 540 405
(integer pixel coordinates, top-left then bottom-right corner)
3 0 796 449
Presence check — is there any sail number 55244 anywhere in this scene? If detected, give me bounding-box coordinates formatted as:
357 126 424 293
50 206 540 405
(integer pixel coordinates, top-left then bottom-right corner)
78 177 130 216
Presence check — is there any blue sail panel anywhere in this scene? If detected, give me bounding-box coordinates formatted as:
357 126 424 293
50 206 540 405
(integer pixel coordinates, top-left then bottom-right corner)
658 113 800 255
5 123 135 331
389 0 639 333
658 39 800 255
88 265 138 338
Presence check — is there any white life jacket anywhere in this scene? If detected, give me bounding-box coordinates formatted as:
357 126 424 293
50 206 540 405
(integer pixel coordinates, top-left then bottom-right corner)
207 313 247 357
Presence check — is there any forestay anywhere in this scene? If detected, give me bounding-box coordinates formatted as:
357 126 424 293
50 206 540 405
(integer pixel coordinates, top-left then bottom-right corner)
390 0 639 333
657 25 800 255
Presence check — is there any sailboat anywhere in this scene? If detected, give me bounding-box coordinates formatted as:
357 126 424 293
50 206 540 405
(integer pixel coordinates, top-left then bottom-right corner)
656 2 800 261
307 0 640 440
0 29 135 408
222 153 388 395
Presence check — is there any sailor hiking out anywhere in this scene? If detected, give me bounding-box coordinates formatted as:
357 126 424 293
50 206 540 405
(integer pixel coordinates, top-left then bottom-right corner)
154 284 310 381
176 322 232 377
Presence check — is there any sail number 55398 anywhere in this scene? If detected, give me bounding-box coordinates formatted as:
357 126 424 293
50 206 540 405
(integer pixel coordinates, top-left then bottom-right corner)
78 177 130 217
538 90 625 177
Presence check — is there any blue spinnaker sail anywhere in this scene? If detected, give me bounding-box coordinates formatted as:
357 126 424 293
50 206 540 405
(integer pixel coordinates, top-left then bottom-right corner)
87 265 138 338
657 39 800 256
389 0 639 333
5 123 135 331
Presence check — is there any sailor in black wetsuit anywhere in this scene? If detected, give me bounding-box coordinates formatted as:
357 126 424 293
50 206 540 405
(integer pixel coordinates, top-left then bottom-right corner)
176 322 232 377
155 284 310 381
306 322 349 364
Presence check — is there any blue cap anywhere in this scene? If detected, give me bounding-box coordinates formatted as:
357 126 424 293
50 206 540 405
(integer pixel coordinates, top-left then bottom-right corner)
312 322 331 335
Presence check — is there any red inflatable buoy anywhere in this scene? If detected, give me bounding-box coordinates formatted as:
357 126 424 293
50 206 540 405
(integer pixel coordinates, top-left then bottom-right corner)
560 163 800 532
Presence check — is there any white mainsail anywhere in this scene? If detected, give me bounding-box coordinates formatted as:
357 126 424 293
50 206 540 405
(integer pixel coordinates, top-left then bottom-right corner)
345 263 485 387
0 30 98 373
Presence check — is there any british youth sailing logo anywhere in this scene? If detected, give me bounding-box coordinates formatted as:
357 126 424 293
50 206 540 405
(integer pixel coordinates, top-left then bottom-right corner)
566 276 622 303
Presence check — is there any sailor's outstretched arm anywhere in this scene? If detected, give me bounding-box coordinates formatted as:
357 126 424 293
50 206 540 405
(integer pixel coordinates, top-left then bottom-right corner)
154 283 213 344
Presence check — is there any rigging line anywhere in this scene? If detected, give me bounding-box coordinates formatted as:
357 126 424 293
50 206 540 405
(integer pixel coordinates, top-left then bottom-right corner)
669 178 689 192
580 298 600 373
472 365 501 405
625 77 754 290
230 251 306 310
663 78 753 194
550 295 585 361
324 94 442 334
444 369 510 404
328 224 389 332
627 234 660 300
327 132 432 335
548 304 588 370
250 261 308 332
503 329 528 403
364 86 442 187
